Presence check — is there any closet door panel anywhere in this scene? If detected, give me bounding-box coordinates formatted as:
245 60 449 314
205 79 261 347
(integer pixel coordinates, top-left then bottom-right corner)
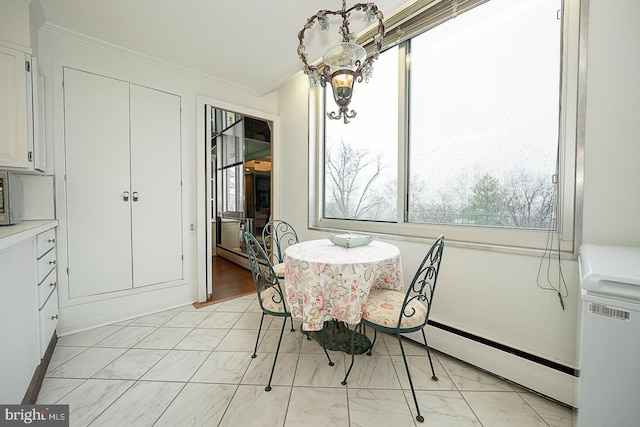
64 68 133 297
129 84 183 287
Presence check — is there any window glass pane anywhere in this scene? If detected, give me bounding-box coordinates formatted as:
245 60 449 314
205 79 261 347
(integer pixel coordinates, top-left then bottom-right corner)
219 134 244 214
324 46 399 221
408 0 561 229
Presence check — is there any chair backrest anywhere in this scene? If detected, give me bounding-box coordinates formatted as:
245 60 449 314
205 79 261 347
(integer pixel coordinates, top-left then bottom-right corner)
261 220 299 264
244 231 287 313
397 234 445 329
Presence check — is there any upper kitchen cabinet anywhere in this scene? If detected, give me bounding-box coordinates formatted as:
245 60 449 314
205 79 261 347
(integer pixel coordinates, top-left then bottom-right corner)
0 1 47 172
0 45 30 168
63 68 183 298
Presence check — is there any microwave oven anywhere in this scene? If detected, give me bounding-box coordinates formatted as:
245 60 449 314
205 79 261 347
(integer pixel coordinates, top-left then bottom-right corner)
0 171 24 225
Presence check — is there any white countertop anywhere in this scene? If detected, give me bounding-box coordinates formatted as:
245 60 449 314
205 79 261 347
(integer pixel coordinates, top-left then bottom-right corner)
0 220 58 252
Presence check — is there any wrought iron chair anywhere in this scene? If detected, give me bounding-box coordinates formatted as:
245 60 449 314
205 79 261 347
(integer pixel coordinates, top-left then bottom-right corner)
261 219 313 341
261 219 298 279
341 235 445 423
245 231 333 390
244 231 294 391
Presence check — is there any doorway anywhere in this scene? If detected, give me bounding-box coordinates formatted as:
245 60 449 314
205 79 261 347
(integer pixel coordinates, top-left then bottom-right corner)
209 256 255 302
204 104 273 302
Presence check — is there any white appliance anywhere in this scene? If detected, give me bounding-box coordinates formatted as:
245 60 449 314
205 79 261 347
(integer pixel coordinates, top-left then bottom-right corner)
578 244 640 427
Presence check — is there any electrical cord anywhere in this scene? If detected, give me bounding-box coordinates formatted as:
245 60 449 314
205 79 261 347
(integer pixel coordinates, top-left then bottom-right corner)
536 173 568 310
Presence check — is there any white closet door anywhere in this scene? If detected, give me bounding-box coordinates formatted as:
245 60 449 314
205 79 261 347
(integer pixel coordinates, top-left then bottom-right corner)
64 68 133 297
129 84 183 287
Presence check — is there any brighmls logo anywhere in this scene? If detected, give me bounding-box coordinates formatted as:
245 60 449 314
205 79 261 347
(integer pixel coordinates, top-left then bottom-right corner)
0 405 68 426
4 408 47 423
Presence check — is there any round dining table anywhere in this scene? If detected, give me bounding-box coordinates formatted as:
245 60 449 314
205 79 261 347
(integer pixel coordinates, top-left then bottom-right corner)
284 238 404 332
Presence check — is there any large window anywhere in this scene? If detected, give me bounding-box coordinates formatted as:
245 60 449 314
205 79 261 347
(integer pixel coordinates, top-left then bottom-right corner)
324 46 399 222
312 0 582 252
408 0 560 229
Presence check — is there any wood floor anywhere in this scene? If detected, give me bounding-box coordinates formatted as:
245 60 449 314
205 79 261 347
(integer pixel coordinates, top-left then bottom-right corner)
210 255 255 302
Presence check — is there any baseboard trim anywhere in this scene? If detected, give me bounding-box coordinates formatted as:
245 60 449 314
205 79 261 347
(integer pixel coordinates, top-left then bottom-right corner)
22 333 57 404
57 285 194 336
416 322 578 406
193 290 254 307
428 320 577 377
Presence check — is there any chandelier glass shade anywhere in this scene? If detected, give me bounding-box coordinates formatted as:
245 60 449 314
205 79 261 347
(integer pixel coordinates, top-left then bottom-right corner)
297 1 385 123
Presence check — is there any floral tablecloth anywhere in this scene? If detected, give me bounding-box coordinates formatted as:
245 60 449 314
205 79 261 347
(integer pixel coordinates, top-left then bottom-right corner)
284 239 404 331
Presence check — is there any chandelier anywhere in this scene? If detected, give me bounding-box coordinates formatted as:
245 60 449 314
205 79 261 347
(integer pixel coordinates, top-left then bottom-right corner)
297 1 385 124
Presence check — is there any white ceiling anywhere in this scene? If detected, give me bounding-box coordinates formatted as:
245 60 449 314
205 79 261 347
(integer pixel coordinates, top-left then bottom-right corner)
36 0 411 96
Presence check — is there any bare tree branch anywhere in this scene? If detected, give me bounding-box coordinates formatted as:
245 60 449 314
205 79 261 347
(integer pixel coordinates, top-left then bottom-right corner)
325 140 386 219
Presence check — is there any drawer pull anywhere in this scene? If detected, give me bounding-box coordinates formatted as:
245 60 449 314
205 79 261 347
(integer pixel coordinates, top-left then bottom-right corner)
49 260 56 265
48 238 56 244
51 315 59 320
50 282 57 287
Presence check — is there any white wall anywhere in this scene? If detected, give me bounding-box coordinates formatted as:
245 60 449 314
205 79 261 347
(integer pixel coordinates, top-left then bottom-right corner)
275 0 640 406
582 0 640 245
0 0 31 51
37 27 277 334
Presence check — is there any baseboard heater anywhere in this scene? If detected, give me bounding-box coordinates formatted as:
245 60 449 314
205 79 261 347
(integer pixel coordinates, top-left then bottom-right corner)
428 320 578 377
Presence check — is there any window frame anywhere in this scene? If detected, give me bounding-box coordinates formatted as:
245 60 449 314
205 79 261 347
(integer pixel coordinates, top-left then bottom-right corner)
308 0 583 255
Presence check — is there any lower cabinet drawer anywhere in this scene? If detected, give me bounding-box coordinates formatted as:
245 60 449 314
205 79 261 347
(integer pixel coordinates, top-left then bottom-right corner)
38 269 57 309
36 229 56 258
39 290 58 358
37 249 56 284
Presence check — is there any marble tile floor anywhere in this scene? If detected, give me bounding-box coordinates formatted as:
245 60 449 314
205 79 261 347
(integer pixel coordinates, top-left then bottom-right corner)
37 294 575 426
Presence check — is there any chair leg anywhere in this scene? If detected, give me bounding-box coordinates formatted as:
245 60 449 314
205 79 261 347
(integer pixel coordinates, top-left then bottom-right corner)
367 328 378 356
398 334 424 423
421 329 438 381
252 312 266 359
341 326 358 385
320 325 334 366
266 316 287 392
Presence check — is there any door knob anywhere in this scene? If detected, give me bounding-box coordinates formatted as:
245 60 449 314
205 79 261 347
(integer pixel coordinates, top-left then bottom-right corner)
123 191 130 201
132 192 139 202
